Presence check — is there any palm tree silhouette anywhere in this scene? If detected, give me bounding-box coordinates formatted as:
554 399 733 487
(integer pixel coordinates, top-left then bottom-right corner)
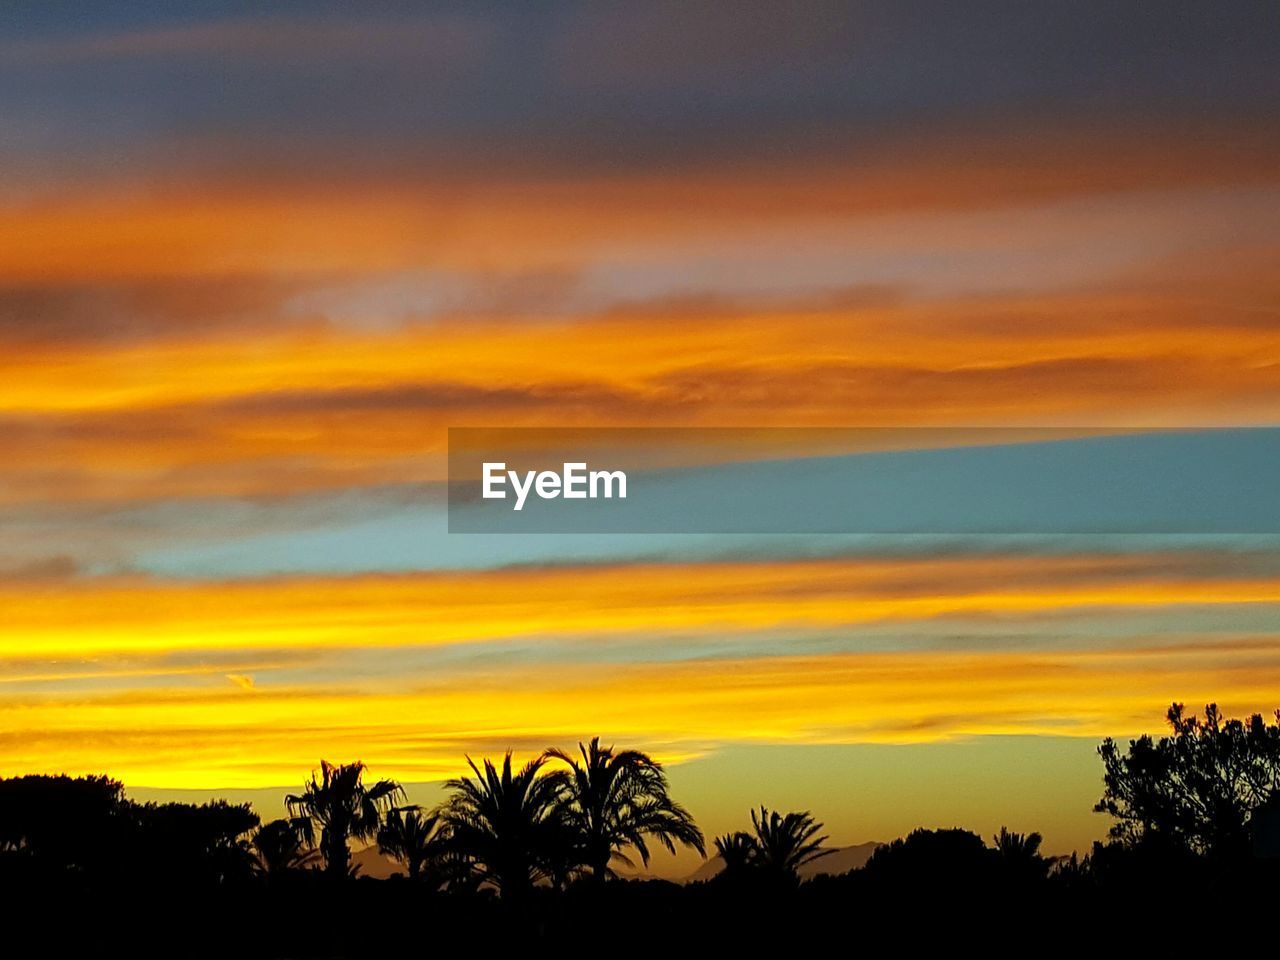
992 826 1043 859
251 817 317 877
748 807 832 886
285 760 402 879
992 826 1056 879
377 806 446 883
713 830 757 877
439 752 566 899
544 737 705 883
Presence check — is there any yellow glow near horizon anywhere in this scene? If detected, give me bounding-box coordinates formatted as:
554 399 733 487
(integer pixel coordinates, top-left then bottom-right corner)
5 642 1278 790
3 555 1279 789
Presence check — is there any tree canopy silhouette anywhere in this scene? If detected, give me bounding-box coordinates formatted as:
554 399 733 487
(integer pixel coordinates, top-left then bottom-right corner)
131 799 259 885
862 827 993 887
1096 701 1280 859
544 737 704 883
0 774 126 875
286 760 402 878
0 774 257 885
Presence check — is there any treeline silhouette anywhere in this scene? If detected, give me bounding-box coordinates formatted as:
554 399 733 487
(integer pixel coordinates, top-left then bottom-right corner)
3 704 1278 952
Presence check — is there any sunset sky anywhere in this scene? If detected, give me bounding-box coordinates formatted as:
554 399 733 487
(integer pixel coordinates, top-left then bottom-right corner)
2 2 1278 874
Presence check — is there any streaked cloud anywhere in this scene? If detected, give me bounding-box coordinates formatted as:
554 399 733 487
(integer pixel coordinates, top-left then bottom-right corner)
2 550 1279 786
4 638 1277 789
6 552 1280 656
2 2 1278 845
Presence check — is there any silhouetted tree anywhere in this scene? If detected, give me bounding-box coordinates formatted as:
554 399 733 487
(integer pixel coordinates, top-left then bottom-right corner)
862 828 993 887
378 806 446 883
1096 702 1280 859
286 761 402 879
132 799 259 884
544 737 704 883
0 774 127 876
1078 834 1203 893
439 752 566 898
252 817 317 877
540 812 585 892
1047 849 1088 887
0 775 259 886
991 826 1055 882
713 831 757 876
727 808 834 890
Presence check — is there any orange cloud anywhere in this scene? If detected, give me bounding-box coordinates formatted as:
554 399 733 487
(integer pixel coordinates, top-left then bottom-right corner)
2 280 1277 505
4 554 1279 661
2 122 1275 508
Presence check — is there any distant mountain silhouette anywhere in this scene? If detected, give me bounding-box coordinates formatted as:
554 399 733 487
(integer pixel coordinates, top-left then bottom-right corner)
685 840 883 883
